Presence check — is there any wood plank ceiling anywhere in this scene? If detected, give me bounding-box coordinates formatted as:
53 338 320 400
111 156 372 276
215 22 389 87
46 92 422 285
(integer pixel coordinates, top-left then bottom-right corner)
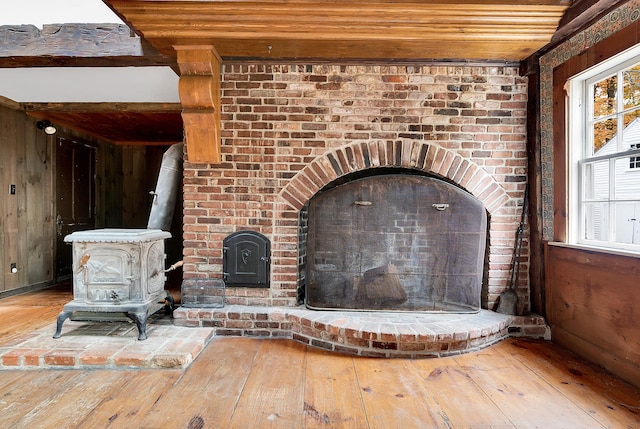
23 103 184 145
105 0 571 62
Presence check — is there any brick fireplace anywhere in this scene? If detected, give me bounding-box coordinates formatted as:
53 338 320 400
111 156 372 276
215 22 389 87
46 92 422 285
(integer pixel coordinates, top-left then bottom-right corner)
174 63 536 354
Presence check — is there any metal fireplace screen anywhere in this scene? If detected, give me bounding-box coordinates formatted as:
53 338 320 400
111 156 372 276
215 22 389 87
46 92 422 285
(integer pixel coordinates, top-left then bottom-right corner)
305 174 486 312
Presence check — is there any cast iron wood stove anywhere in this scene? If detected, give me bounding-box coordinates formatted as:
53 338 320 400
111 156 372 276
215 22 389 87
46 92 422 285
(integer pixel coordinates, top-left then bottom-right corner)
53 229 172 340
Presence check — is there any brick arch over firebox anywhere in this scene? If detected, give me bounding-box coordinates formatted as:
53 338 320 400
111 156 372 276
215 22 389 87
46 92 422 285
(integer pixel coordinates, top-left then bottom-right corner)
279 140 509 213
272 140 516 310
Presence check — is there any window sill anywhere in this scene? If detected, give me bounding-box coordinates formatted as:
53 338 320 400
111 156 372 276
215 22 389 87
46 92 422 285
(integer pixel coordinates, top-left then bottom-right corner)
548 241 640 259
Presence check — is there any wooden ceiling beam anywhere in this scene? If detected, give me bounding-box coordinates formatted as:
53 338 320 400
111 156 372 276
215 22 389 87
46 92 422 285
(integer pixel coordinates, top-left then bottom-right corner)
550 0 631 44
104 0 570 61
175 46 222 164
0 24 173 68
522 0 632 75
0 95 22 110
21 102 182 113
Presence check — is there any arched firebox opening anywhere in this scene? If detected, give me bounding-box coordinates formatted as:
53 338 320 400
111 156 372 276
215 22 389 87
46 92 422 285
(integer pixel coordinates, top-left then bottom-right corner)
298 168 488 313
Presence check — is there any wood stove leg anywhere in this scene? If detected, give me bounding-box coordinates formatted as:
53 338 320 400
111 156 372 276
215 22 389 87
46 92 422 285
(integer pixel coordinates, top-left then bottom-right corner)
165 292 175 315
53 310 73 339
127 311 148 340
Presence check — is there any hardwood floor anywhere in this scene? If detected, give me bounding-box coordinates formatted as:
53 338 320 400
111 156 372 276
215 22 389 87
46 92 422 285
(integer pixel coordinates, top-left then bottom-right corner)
1 287 640 428
0 284 73 345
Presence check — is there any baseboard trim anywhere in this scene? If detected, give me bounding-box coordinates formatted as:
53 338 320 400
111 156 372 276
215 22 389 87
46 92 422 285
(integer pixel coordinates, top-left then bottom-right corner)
0 280 57 299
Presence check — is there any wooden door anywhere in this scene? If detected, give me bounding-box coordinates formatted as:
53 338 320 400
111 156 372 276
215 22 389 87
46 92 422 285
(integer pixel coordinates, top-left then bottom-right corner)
55 137 96 279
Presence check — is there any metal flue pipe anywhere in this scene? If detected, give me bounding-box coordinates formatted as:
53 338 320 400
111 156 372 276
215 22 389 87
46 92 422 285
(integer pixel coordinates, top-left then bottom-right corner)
147 143 183 231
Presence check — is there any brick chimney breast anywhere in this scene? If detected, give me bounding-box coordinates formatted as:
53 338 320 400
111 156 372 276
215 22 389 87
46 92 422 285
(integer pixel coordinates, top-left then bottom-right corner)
182 64 528 312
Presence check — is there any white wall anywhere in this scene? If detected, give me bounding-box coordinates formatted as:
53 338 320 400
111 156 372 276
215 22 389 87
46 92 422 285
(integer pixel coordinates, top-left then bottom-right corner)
0 1 179 104
1 0 123 28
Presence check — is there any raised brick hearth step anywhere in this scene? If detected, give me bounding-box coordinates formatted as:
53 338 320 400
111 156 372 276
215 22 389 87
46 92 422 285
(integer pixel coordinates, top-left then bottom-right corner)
173 306 550 358
0 308 549 370
0 318 215 370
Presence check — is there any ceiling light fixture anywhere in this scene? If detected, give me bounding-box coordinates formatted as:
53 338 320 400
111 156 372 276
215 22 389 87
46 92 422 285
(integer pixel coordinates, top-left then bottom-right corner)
36 120 57 135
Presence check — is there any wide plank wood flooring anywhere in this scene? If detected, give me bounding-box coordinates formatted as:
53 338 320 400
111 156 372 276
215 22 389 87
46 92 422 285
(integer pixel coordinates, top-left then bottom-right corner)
2 287 640 428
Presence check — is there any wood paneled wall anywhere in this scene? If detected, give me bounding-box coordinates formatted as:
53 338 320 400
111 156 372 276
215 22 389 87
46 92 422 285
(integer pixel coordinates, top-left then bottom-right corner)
542 7 640 387
0 103 168 296
0 102 54 294
546 244 640 387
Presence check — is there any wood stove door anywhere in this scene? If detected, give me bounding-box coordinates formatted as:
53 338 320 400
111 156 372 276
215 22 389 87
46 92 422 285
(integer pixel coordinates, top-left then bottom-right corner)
55 138 96 279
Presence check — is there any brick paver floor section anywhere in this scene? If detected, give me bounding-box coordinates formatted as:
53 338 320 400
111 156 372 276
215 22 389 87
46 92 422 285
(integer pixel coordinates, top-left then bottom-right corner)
0 312 215 370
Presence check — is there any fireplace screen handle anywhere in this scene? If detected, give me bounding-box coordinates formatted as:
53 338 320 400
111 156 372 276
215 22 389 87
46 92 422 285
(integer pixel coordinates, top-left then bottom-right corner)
432 203 449 211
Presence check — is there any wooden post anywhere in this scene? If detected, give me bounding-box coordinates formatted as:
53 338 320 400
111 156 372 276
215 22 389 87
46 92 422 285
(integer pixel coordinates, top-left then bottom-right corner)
174 45 222 164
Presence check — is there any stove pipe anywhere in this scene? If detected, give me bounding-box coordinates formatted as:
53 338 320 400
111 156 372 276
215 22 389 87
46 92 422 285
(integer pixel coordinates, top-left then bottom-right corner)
147 143 183 231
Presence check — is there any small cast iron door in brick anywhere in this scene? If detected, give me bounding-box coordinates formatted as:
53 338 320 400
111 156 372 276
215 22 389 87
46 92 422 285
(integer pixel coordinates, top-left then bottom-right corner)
223 231 270 288
306 174 487 312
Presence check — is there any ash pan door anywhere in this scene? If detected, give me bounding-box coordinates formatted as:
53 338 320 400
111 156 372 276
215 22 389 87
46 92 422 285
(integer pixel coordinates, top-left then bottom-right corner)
223 231 271 288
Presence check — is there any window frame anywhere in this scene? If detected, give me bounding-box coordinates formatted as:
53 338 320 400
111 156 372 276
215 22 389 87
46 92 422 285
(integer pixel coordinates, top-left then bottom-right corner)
630 143 640 169
568 44 640 253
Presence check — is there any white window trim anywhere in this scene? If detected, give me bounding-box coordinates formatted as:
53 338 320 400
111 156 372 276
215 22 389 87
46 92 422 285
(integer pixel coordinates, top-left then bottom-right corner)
568 43 640 254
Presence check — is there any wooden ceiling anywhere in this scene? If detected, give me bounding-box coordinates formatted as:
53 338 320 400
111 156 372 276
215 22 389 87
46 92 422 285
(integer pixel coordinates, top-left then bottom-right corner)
23 103 184 145
105 0 571 62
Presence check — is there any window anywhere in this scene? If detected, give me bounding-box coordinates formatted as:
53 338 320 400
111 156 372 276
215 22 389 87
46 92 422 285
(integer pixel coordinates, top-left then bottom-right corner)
569 46 640 251
631 143 640 169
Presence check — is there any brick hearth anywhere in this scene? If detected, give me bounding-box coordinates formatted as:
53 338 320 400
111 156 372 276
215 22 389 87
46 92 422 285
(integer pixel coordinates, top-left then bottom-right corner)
0 315 214 370
174 306 549 358
0 309 548 369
